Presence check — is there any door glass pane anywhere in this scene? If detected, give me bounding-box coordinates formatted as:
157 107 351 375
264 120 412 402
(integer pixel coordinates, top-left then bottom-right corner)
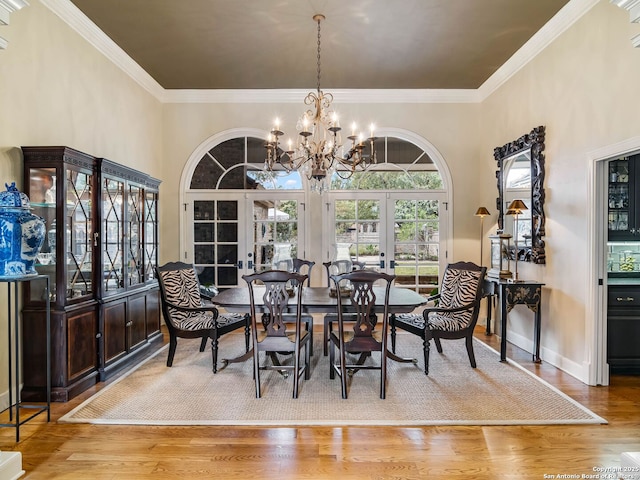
193 200 239 288
194 223 214 242
253 199 298 271
393 199 439 293
334 199 380 267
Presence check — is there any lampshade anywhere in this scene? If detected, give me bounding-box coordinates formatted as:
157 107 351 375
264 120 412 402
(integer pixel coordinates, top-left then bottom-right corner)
475 206 490 217
506 199 528 214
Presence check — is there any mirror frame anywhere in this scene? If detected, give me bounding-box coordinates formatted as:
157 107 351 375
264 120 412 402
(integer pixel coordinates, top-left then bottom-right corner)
494 125 546 264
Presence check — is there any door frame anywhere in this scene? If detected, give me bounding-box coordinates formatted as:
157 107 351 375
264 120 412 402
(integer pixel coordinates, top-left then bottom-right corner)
587 135 640 386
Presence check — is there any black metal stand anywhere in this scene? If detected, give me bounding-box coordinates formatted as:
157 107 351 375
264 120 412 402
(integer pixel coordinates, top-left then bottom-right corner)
0 274 51 442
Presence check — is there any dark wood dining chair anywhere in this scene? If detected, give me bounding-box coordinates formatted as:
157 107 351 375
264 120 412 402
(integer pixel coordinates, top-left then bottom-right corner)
291 258 316 355
264 258 315 354
328 269 395 399
390 261 486 375
292 258 315 285
243 270 311 398
156 262 250 373
321 259 365 355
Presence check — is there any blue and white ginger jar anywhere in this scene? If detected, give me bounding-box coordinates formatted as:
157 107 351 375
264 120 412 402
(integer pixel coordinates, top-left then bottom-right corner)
0 182 46 278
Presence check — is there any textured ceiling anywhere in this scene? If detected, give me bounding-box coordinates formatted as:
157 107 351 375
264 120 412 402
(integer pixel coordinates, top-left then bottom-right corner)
69 0 571 90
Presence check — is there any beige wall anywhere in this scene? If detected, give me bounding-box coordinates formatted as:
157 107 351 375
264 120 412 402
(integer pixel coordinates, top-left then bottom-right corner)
160 102 485 268
481 1 640 378
1 0 638 394
0 2 162 405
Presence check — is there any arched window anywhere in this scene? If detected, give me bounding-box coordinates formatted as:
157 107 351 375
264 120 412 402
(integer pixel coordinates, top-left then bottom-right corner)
180 128 452 292
331 136 443 190
188 135 442 192
189 136 304 190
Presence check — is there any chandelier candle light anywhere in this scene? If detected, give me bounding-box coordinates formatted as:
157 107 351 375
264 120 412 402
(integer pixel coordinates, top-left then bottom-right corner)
506 199 528 283
264 14 377 193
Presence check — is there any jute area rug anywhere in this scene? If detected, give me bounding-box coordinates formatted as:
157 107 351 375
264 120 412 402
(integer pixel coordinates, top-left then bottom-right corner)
59 333 606 426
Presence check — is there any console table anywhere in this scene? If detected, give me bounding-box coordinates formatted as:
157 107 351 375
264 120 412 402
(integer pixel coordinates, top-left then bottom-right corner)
0 275 50 442
486 278 545 363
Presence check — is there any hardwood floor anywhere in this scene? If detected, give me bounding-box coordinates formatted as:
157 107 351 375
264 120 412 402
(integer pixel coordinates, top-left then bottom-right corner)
1 325 639 480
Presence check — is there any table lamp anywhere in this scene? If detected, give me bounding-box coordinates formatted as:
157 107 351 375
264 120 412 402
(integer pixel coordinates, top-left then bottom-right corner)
474 207 491 267
506 199 528 282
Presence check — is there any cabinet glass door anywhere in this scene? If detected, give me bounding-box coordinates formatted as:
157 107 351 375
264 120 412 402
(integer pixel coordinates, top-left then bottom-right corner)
66 168 93 300
127 184 143 286
608 158 631 237
102 177 124 293
143 190 158 281
28 167 57 302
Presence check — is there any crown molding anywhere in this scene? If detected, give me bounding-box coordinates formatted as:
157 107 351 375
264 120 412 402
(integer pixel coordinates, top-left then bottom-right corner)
477 0 600 101
0 0 29 13
160 88 482 104
40 0 165 99
0 0 28 49
44 0 596 105
610 0 640 21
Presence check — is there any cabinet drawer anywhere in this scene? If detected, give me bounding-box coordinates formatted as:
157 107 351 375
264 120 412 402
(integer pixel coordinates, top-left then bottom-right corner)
608 286 640 307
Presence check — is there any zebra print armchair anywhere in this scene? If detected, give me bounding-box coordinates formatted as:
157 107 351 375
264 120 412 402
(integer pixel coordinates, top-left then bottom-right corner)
390 261 486 375
156 262 250 373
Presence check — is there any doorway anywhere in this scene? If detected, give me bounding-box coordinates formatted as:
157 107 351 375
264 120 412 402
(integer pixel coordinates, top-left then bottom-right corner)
588 136 640 385
325 192 447 293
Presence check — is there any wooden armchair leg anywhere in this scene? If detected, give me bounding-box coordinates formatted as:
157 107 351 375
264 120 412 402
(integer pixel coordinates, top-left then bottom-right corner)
199 336 208 352
167 337 177 367
466 335 477 368
433 336 443 353
423 338 430 375
211 335 219 373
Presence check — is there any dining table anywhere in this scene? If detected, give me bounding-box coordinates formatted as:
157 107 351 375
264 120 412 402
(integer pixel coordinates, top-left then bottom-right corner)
211 285 428 366
211 285 428 315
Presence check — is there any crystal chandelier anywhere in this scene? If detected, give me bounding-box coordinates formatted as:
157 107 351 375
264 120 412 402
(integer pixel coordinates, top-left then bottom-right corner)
264 14 377 193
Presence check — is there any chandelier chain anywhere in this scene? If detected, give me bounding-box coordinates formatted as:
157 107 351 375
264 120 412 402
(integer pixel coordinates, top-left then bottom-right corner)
316 17 321 93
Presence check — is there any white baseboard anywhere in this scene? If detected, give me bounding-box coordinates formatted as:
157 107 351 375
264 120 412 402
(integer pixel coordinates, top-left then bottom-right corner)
0 389 10 412
0 452 25 480
502 331 590 384
620 452 640 479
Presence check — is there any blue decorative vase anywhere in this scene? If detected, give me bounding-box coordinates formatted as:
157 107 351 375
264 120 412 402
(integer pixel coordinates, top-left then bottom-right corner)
0 182 47 278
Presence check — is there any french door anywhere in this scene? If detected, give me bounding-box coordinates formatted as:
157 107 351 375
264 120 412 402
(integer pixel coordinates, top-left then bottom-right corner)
184 191 306 288
325 191 447 293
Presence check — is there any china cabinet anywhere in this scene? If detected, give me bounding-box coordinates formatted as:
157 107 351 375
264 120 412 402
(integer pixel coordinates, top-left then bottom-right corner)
20 146 161 401
97 158 161 381
608 155 640 240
